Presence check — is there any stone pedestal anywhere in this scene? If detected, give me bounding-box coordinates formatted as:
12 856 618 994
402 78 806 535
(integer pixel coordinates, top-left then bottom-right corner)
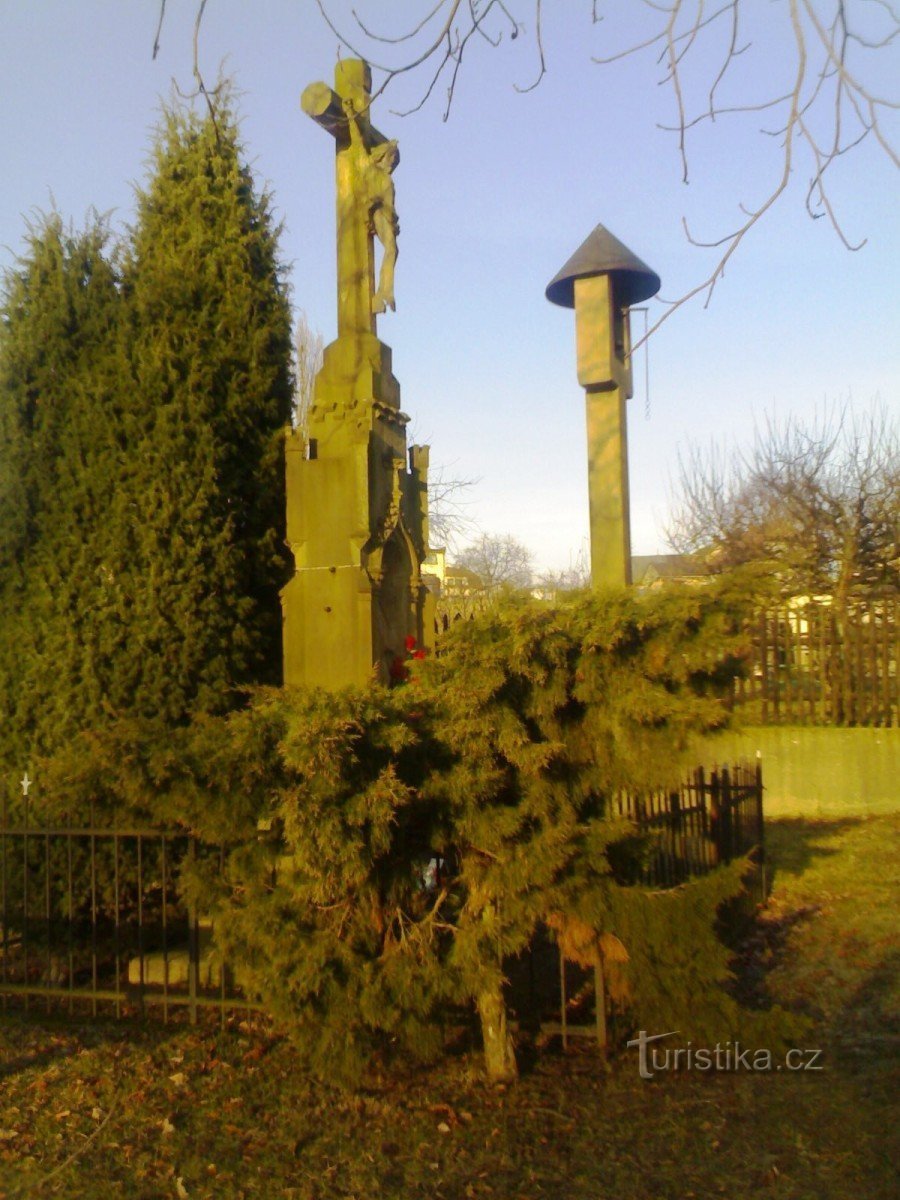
282 59 436 687
281 332 433 689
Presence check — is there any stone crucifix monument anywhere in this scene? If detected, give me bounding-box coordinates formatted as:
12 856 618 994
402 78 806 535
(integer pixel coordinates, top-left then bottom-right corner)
280 60 434 689
546 224 660 588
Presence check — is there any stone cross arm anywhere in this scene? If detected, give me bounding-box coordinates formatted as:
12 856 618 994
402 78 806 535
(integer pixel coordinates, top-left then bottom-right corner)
302 60 401 326
301 81 399 166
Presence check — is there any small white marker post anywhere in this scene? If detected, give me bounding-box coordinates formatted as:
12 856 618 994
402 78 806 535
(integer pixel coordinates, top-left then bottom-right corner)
20 772 32 796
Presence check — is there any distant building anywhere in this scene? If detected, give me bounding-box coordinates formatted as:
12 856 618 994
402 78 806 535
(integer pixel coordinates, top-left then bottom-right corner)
423 549 489 631
630 554 709 589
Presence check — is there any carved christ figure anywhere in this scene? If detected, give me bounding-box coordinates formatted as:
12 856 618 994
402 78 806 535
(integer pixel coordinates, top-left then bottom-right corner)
343 98 400 314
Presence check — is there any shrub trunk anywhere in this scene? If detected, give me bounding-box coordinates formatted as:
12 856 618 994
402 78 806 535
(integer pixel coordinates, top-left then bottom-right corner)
476 985 518 1082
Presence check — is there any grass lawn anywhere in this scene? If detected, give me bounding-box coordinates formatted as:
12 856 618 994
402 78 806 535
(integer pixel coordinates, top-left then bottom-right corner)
0 813 896 1199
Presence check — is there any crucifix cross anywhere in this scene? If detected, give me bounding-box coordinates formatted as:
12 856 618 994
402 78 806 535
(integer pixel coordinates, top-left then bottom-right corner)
302 60 400 338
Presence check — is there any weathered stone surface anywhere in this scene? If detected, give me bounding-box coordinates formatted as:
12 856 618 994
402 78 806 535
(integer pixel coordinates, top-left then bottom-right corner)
126 922 250 990
282 61 433 688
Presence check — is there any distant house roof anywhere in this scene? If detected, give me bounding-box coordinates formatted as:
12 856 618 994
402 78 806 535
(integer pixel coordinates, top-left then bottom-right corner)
422 550 486 593
444 566 485 590
631 554 708 586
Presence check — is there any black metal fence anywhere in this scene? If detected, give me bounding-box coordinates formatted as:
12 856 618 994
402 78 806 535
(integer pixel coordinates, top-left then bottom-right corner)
613 761 765 888
1 763 764 1025
507 761 765 1052
0 796 254 1023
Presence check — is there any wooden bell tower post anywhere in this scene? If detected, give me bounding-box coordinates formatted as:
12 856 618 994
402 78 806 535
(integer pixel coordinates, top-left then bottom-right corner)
546 224 660 588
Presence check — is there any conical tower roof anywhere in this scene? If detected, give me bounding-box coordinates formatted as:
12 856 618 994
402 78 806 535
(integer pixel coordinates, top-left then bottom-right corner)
546 223 660 309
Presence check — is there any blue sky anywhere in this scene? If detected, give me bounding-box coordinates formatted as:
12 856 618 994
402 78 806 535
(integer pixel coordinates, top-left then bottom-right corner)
1 2 897 571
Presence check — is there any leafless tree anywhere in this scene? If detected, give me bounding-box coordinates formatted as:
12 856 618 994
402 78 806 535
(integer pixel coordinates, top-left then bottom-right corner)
536 547 591 597
426 462 480 551
305 0 899 342
666 400 899 605
455 532 534 591
155 4 897 339
293 310 325 438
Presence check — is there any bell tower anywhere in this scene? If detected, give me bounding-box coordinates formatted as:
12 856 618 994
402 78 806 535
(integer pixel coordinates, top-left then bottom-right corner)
546 224 660 588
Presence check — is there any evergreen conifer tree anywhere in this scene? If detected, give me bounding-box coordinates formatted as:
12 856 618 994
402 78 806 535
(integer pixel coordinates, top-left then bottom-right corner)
0 212 123 775
0 93 294 782
114 92 293 723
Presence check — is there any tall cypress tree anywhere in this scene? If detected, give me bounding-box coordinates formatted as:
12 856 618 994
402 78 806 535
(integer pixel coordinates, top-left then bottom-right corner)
0 213 123 774
116 94 294 723
0 93 294 782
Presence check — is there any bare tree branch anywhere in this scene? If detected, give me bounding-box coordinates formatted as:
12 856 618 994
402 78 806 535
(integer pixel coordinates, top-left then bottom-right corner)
154 0 222 134
666 399 900 603
631 0 811 347
313 0 473 113
152 0 167 60
293 311 325 442
190 0 221 132
352 0 449 45
513 0 546 93
591 2 736 67
161 2 898 341
318 1 896 345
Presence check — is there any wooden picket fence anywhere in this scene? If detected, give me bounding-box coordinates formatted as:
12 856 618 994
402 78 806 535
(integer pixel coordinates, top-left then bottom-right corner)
731 598 898 727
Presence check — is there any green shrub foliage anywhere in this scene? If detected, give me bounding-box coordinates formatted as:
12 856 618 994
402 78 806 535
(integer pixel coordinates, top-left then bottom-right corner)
41 581 798 1082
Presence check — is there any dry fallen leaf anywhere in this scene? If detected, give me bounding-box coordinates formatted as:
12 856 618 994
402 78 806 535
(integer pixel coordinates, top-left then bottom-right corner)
175 1176 189 1199
0 1130 17 1142
437 1121 451 1135
161 1117 176 1137
168 1073 186 1087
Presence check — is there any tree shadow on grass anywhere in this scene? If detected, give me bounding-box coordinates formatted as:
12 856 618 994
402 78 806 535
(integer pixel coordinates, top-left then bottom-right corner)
836 949 900 1051
0 1008 209 1082
0 1040 79 1081
726 817 859 1008
765 815 864 883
